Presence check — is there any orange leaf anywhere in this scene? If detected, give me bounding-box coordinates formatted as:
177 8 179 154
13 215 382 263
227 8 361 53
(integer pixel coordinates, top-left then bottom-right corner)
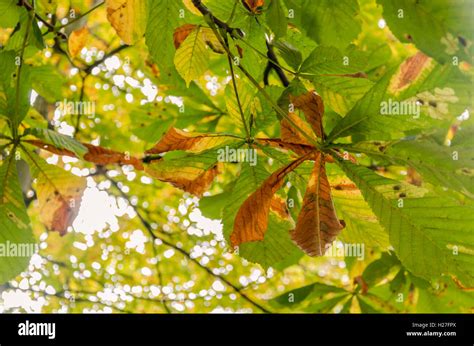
290 153 345 256
244 0 265 13
68 27 89 58
173 24 196 49
230 154 310 248
146 127 234 155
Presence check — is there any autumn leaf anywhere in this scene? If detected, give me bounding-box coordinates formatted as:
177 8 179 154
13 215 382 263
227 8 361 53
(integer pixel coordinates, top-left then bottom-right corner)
291 91 325 139
23 151 86 235
145 157 219 197
68 27 89 57
388 52 433 93
255 138 314 156
244 0 265 14
230 154 310 248
173 24 196 49
146 127 236 155
25 139 144 171
290 153 345 256
280 112 314 146
106 0 147 45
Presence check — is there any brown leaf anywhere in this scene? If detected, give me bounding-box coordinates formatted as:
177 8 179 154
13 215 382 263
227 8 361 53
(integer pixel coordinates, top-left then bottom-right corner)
173 24 197 49
291 91 325 139
230 154 310 248
290 153 345 256
146 127 233 155
270 196 291 220
83 144 144 170
25 140 144 170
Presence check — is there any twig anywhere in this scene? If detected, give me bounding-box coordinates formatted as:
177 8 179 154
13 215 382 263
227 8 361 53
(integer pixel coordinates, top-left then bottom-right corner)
264 40 289 87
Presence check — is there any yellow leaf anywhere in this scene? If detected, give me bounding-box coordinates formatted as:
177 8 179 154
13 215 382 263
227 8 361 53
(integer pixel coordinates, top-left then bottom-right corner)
106 0 147 45
68 27 89 57
174 27 209 87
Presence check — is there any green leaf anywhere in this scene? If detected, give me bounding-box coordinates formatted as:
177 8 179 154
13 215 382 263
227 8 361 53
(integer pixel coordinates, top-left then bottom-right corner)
349 127 474 199
273 40 302 71
0 0 21 28
199 192 229 219
326 164 390 249
0 152 35 284
377 0 473 64
270 282 349 306
225 77 256 131
362 252 400 287
327 64 448 142
266 0 287 39
299 45 367 76
25 128 88 158
288 0 362 49
30 65 65 103
337 159 474 287
174 27 209 87
311 75 374 116
146 0 183 72
0 51 31 129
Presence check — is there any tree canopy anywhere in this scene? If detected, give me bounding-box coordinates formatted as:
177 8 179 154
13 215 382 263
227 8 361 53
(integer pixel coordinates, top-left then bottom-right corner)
0 0 473 313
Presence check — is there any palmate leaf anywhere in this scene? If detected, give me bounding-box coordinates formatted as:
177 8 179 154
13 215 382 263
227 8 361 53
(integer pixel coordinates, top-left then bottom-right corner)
0 152 35 284
337 159 474 287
